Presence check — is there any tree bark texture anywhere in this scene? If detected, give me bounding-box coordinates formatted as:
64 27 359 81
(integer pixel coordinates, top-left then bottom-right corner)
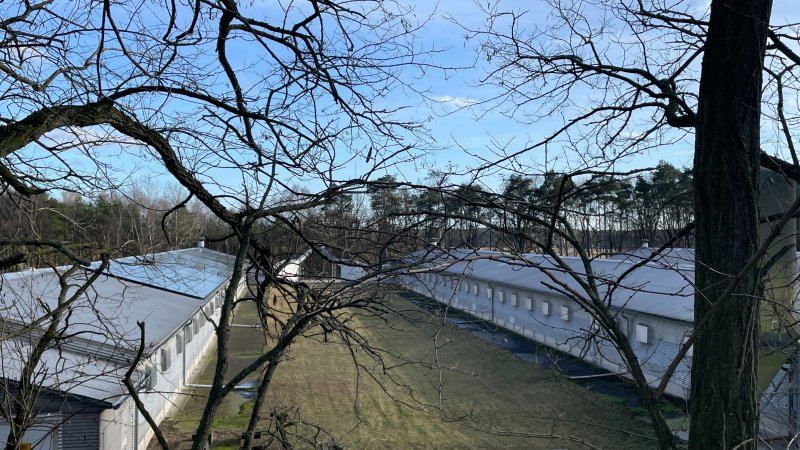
690 1 773 449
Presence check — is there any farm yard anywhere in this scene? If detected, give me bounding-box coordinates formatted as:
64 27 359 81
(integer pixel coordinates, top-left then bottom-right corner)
154 287 659 449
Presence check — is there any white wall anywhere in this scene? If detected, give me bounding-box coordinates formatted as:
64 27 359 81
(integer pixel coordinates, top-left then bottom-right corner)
100 401 134 450
133 283 234 450
135 276 247 449
402 271 693 399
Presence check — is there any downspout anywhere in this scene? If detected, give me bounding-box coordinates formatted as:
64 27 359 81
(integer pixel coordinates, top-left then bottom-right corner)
490 285 495 323
182 330 187 386
619 311 633 371
134 405 138 450
620 311 631 336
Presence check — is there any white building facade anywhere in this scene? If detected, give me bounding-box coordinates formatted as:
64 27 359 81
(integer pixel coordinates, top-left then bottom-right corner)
0 247 246 449
399 248 696 399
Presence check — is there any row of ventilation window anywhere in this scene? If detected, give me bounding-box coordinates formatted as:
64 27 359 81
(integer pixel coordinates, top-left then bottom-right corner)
159 293 224 372
421 273 658 346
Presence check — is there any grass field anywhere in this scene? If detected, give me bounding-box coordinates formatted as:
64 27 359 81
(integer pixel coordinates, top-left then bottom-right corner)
155 287 659 449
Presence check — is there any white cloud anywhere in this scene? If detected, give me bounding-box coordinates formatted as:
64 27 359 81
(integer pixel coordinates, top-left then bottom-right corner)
42 126 142 148
431 95 478 108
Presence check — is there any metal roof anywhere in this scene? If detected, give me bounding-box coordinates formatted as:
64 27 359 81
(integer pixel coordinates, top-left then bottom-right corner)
408 248 696 322
2 268 202 351
0 248 236 403
606 247 695 268
0 340 126 406
89 247 236 299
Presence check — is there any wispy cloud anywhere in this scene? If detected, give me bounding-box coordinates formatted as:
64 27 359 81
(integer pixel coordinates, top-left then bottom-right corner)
43 126 142 147
431 95 478 108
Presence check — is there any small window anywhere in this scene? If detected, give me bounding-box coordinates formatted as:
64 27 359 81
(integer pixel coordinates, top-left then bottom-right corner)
498 290 504 303
472 283 478 295
635 324 650 344
176 332 184 354
561 305 570 321
525 297 533 311
160 348 171 371
487 286 494 300
184 324 193 343
511 294 518 307
193 317 200 335
463 283 469 293
542 301 550 316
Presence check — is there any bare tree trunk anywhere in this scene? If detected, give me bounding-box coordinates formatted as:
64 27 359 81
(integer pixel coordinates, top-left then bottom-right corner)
192 224 251 450
240 357 281 450
690 0 773 448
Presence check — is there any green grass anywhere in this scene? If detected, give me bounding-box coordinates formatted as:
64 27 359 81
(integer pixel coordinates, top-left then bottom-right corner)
260 290 656 449
154 290 658 449
758 349 788 392
630 400 684 418
151 302 268 448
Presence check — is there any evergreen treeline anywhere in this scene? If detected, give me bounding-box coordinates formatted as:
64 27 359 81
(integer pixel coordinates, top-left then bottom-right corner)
1 161 694 270
360 161 694 256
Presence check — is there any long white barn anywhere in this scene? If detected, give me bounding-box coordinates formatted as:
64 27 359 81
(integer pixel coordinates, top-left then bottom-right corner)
399 246 800 439
399 247 725 400
0 247 245 450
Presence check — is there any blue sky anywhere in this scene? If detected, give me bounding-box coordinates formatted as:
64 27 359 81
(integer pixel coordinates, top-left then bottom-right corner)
374 0 689 189
19 0 800 201
381 0 800 192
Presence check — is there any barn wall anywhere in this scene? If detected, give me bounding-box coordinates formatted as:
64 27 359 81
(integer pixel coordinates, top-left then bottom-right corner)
100 401 134 450
61 413 101 450
0 414 63 450
134 280 244 449
401 271 693 399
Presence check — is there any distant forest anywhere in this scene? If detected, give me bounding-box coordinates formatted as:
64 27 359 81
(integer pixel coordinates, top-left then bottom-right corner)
367 161 694 256
1 161 695 269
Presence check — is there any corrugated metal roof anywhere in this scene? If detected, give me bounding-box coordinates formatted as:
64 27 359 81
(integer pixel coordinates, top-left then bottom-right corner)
0 340 128 406
0 248 236 402
89 247 235 299
1 266 206 352
408 248 695 322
